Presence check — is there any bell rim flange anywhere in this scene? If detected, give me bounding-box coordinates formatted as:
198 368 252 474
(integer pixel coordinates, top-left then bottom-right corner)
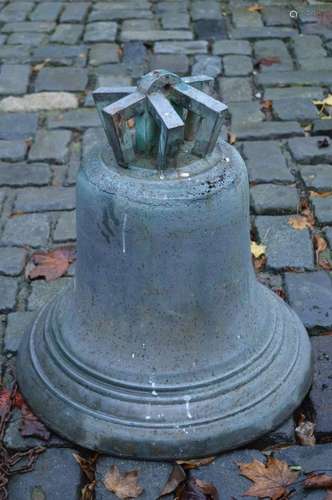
16 287 313 461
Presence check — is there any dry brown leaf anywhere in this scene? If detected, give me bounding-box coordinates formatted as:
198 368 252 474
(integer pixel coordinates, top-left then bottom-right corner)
261 99 273 111
247 3 264 12
304 473 332 489
32 58 50 72
81 481 96 500
176 477 219 499
256 57 280 67
228 132 237 144
104 465 143 499
288 212 314 230
295 414 316 446
238 456 299 499
314 233 327 261
26 246 76 282
310 191 332 198
319 258 332 270
176 457 215 470
73 453 98 482
15 391 50 441
159 464 186 497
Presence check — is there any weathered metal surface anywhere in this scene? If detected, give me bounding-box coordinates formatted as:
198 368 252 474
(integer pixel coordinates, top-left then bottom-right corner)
17 71 312 460
93 70 227 169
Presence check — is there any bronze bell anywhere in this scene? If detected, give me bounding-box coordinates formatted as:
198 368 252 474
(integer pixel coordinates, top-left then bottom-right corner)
17 70 312 460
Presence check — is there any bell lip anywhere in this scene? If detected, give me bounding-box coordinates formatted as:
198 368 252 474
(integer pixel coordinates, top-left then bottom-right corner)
16 285 313 461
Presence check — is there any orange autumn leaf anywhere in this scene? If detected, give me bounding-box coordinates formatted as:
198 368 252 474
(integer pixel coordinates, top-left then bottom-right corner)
247 3 264 12
228 132 237 144
238 456 299 499
104 465 143 499
176 457 215 470
304 473 332 489
27 246 76 282
261 99 273 111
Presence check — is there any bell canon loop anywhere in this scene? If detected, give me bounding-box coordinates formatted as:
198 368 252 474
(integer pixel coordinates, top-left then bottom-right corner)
17 70 313 460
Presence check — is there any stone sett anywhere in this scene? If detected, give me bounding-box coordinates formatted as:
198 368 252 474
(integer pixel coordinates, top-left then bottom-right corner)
15 187 75 213
223 55 253 76
242 141 294 183
2 21 56 33
8 448 82 499
312 196 332 225
229 101 264 128
29 130 72 163
194 19 228 40
0 64 30 95
30 2 62 22
4 311 35 353
0 247 26 276
61 3 89 24
313 120 332 138
7 32 47 46
1 213 50 247
0 2 34 23
192 55 222 78
264 87 324 101
219 77 253 102
288 136 332 164
310 336 332 439
150 54 189 75
89 43 120 66
191 1 221 21
50 24 84 45
285 271 332 330
0 162 51 187
254 40 293 72
233 121 303 141
84 22 118 43
255 216 314 270
0 112 38 140
299 164 332 192
95 456 173 500
54 211 76 242
262 6 293 26
0 276 18 312
213 40 251 56
35 67 88 92
273 98 319 122
232 7 263 28
0 140 27 161
250 184 299 214
154 41 208 55
31 45 88 67
0 46 31 64
47 109 99 130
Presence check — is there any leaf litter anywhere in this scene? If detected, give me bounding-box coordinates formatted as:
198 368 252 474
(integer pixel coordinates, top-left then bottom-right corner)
26 246 76 282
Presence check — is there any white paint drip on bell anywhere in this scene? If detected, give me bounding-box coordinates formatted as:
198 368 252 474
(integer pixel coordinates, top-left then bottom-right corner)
122 214 127 254
150 378 158 396
184 395 192 419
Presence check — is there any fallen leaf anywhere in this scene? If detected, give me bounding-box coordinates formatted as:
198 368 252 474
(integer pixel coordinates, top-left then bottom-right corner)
73 453 98 483
251 241 266 258
15 391 50 441
295 414 316 446
310 191 332 198
288 209 315 230
261 99 273 111
176 477 219 499
0 387 12 420
247 3 264 12
319 258 332 270
238 456 299 499
318 138 330 148
176 457 215 470
253 254 266 272
26 246 76 282
313 233 327 262
228 132 237 144
159 464 186 497
32 58 50 72
313 95 332 108
256 57 280 67
81 481 96 500
304 473 332 489
104 465 143 499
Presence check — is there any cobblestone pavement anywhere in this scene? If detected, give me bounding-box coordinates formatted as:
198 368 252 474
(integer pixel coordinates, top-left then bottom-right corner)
1 0 332 498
